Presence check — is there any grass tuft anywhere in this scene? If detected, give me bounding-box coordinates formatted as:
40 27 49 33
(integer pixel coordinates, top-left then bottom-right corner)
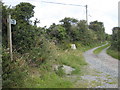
93 43 110 54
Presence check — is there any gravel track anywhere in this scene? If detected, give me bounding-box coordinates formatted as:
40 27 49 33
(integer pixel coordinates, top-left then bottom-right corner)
83 44 119 88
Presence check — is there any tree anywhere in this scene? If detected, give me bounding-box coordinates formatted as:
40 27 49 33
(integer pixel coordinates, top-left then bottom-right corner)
60 17 78 41
60 17 78 30
8 2 36 53
111 27 120 51
34 18 40 26
2 3 8 47
47 23 67 42
77 20 96 45
89 21 105 42
13 2 35 23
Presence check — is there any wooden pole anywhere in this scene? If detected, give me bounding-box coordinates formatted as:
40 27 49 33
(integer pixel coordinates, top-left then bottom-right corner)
118 1 120 27
7 14 13 61
85 5 88 25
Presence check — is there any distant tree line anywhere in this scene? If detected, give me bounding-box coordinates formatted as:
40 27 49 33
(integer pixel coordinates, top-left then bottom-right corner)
47 17 107 46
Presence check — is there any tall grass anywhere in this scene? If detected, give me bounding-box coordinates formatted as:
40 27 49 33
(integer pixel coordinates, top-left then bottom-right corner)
107 48 120 60
58 49 87 74
23 72 73 88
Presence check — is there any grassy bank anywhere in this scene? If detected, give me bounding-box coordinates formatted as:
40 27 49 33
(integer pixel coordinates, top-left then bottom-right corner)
11 42 87 88
23 48 87 88
3 41 107 88
93 43 110 54
106 48 120 60
23 42 108 88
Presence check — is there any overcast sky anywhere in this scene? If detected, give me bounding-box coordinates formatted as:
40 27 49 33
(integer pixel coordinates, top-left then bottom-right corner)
3 0 119 34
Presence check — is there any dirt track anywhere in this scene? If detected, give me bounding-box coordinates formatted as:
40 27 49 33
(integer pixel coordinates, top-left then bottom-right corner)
82 44 119 88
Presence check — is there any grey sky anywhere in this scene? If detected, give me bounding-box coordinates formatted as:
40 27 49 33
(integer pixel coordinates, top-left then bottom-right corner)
3 0 119 34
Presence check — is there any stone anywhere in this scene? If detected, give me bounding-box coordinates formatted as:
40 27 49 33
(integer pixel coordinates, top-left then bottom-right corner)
62 65 75 75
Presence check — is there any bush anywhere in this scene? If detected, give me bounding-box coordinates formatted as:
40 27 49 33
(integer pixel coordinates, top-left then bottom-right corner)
2 48 28 88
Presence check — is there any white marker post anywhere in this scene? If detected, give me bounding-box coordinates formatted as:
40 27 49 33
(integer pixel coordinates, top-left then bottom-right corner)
7 14 16 61
71 44 76 50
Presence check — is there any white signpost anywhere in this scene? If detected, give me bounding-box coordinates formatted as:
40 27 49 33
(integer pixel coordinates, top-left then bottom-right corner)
11 19 16 25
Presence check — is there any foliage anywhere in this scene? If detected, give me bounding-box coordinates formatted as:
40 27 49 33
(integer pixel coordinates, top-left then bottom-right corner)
47 23 67 41
93 43 110 54
47 18 106 46
59 17 78 41
24 72 73 88
55 65 65 77
89 20 105 42
13 2 35 23
107 48 120 60
105 34 111 41
27 36 58 66
2 3 9 47
2 48 28 88
107 27 120 60
77 20 97 45
58 49 87 74
110 27 120 51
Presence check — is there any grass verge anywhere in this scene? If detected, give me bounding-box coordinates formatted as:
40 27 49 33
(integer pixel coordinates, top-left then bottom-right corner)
58 49 87 75
23 72 73 88
106 48 120 60
5 41 107 88
93 43 110 54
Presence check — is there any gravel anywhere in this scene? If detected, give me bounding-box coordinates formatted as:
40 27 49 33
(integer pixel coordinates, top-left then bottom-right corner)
83 44 119 88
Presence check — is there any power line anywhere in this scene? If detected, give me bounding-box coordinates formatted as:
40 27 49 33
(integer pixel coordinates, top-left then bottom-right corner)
41 1 85 7
41 1 88 24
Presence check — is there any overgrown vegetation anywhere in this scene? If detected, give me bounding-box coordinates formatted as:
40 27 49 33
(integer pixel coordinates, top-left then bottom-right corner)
2 2 109 88
93 43 110 54
107 27 120 60
107 48 120 60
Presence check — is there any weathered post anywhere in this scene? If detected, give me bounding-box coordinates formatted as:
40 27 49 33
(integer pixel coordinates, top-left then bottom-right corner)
7 14 13 61
85 5 88 25
118 1 120 27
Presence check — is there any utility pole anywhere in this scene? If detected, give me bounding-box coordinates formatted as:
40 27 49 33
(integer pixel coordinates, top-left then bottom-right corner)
41 1 89 25
118 1 120 27
7 14 13 61
85 5 88 25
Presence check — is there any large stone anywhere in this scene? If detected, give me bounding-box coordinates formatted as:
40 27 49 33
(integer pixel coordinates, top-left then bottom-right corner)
53 64 75 75
62 65 75 75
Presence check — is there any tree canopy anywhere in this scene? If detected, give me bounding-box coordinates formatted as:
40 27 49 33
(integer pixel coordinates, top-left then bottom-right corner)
13 2 35 23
